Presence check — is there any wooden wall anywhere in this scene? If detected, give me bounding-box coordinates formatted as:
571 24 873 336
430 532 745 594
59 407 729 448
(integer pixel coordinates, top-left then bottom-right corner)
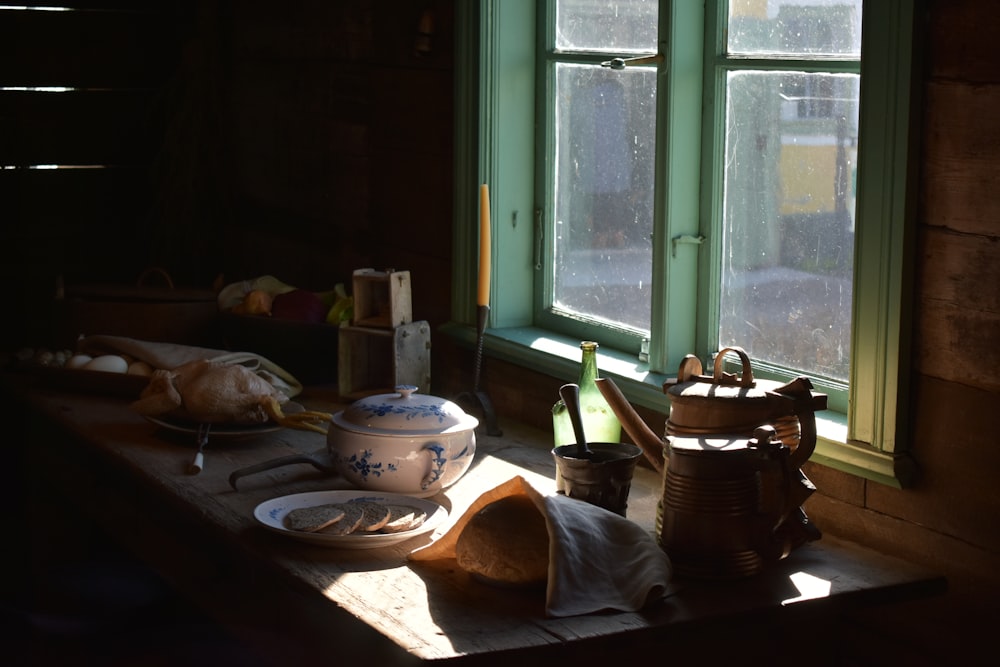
1 0 454 351
207 0 454 321
1 1 197 349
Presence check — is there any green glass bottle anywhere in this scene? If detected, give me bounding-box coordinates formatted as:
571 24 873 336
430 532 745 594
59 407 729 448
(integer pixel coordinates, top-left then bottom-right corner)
552 341 622 446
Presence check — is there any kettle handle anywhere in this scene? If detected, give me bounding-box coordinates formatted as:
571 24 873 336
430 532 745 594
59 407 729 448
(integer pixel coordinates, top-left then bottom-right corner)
713 347 756 388
749 426 797 558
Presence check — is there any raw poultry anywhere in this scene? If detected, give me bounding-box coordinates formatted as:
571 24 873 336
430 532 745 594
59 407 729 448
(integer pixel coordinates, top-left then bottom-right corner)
131 359 331 434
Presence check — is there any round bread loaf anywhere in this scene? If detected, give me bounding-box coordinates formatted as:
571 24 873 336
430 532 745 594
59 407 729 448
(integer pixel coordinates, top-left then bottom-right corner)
455 495 549 588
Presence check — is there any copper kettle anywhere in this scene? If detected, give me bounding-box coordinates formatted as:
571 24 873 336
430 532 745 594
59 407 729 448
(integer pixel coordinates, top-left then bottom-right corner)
596 347 827 580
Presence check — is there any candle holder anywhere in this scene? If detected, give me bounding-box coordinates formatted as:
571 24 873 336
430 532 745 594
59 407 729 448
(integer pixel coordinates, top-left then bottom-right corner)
457 304 502 437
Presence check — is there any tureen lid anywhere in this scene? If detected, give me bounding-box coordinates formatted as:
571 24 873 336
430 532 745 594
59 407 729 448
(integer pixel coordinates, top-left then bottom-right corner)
333 385 479 436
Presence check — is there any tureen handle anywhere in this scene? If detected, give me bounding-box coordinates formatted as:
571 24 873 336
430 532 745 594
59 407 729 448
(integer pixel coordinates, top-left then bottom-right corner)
420 441 446 490
396 384 418 399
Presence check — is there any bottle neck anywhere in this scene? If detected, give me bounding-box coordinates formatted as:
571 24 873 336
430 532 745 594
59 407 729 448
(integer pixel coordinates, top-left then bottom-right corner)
578 342 600 388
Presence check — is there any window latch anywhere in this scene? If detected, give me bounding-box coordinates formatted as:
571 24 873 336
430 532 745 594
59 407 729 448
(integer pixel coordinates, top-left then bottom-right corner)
671 233 705 257
639 337 650 363
600 53 664 70
533 208 544 270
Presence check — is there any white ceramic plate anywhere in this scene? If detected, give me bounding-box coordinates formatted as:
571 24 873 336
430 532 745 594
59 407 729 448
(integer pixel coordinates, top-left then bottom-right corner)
253 490 447 549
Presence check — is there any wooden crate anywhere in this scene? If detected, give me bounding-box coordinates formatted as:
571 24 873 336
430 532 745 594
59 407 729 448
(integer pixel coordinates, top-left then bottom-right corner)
351 268 412 329
337 320 431 399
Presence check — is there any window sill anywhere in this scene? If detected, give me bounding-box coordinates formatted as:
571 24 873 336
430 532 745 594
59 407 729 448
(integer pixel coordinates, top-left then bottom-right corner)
440 322 912 488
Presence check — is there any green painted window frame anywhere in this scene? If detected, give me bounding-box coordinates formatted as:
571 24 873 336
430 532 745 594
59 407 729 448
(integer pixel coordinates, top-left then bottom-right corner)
449 0 923 487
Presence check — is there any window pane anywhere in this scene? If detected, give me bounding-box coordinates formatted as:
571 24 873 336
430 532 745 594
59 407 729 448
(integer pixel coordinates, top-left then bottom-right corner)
552 63 656 332
719 70 859 381
555 0 658 53
728 0 862 58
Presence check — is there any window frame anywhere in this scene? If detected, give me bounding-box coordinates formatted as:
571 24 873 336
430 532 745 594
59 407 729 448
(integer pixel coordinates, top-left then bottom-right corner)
449 0 924 488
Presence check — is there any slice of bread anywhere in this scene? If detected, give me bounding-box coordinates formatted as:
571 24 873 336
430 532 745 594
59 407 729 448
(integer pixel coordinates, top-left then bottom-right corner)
380 504 428 533
354 501 392 532
319 503 366 535
284 504 346 533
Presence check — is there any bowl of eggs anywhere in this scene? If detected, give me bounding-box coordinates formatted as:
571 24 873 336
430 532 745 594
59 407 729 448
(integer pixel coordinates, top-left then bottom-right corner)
13 346 151 397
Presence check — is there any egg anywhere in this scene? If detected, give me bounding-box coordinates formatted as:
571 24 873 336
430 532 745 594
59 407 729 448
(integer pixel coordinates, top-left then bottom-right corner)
65 354 93 370
82 355 129 374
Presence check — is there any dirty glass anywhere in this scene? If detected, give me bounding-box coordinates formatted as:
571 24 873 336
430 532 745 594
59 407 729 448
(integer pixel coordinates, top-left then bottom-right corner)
719 1 861 382
551 0 658 332
555 0 658 53
727 0 862 58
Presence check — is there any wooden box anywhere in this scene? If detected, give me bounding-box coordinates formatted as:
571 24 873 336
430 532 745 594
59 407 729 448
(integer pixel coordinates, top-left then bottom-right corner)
351 268 412 329
338 320 431 399
56 271 220 349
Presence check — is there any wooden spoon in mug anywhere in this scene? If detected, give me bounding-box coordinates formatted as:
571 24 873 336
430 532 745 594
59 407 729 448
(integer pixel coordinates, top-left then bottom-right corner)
559 383 594 460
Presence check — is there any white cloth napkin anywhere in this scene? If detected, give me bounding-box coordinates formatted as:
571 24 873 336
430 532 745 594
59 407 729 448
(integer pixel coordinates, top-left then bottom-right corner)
76 334 303 398
409 475 673 618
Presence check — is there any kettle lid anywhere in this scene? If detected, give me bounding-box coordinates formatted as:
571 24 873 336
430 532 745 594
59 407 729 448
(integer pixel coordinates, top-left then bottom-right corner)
665 347 764 397
664 347 826 407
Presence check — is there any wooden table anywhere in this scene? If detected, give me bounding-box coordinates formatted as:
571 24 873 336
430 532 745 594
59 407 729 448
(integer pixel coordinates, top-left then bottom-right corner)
6 376 946 666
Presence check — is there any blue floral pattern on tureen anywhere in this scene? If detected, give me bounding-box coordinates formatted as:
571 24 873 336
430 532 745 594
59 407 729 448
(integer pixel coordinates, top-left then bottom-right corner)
357 401 455 424
341 449 398 481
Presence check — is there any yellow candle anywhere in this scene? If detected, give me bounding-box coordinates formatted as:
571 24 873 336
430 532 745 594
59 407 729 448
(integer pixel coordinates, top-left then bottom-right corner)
478 184 491 307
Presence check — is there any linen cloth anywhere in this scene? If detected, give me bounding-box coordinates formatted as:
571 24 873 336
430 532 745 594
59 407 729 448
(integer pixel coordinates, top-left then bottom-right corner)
409 475 673 618
76 334 303 398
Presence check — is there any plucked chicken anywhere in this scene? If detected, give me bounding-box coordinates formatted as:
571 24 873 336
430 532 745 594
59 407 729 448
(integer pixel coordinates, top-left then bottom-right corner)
131 359 331 434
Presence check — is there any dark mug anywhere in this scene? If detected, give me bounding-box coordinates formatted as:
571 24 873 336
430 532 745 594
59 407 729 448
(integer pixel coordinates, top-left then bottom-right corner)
552 442 642 516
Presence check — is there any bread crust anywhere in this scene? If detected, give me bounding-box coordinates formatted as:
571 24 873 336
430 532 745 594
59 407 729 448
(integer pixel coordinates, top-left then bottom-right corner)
381 504 428 533
319 503 365 535
355 501 392 532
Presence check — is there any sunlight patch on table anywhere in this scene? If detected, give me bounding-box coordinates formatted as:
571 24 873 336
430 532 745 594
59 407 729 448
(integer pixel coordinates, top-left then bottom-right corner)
781 571 833 605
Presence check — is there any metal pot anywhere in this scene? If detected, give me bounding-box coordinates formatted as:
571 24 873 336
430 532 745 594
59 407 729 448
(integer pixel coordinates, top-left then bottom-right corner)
327 385 479 497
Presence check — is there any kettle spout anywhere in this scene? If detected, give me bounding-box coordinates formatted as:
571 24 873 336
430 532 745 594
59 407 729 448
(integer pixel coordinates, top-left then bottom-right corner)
595 377 665 474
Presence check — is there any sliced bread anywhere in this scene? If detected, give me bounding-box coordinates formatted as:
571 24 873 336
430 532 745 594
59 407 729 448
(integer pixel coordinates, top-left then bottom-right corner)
380 504 428 533
354 501 393 532
318 502 366 536
284 504 346 533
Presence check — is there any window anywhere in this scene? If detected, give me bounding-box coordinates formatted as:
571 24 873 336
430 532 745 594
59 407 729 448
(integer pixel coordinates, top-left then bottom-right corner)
451 0 922 487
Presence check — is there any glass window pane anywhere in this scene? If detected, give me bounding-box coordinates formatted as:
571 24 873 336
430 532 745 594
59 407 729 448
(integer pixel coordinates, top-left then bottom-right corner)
556 0 658 53
552 63 657 332
719 70 859 381
728 0 862 58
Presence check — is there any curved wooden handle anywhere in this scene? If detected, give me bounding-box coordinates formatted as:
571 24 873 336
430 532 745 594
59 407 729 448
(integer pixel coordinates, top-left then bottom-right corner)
713 346 755 387
595 378 665 473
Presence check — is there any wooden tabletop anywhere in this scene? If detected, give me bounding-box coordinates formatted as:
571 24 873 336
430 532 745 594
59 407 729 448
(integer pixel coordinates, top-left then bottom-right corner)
8 376 946 666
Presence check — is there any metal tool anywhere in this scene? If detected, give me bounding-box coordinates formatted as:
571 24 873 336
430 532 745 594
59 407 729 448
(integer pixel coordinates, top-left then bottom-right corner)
189 423 211 475
228 449 337 490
